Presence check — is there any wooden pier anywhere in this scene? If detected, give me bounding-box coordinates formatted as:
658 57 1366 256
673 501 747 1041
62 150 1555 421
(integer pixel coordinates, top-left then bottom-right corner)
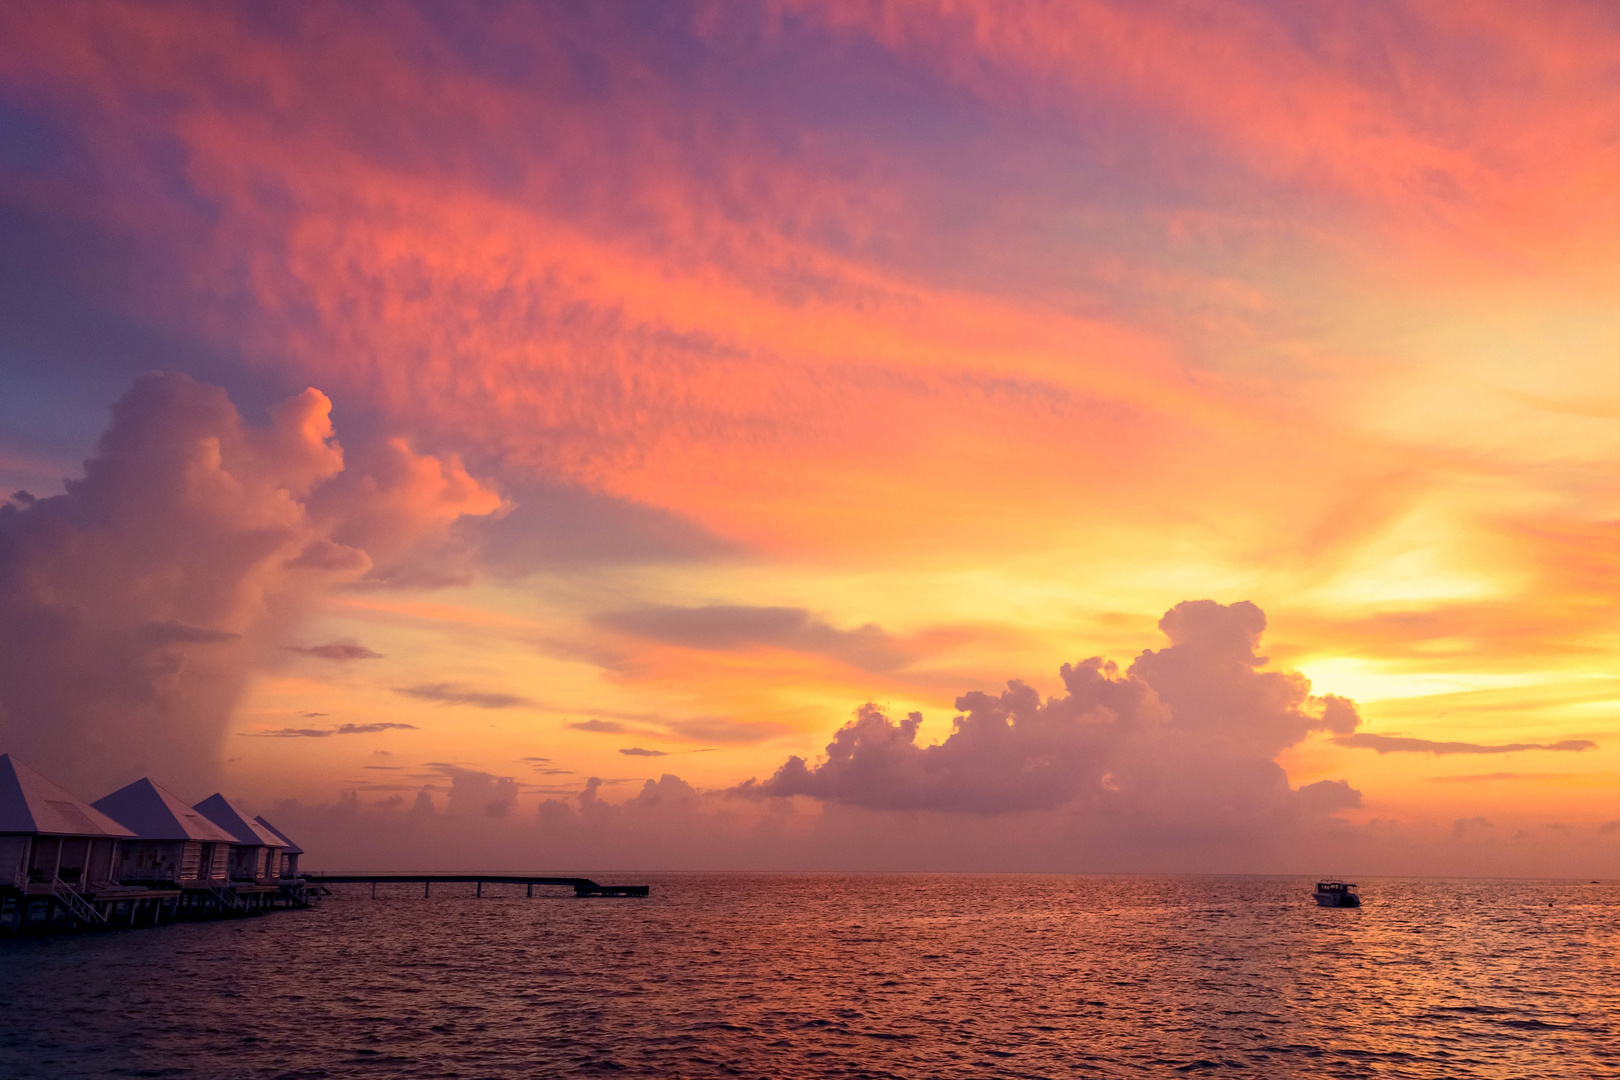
302 873 650 898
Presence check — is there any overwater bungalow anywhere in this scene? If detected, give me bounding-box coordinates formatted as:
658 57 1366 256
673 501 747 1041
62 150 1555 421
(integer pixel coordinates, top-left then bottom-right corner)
0 753 134 890
193 792 285 882
92 777 236 885
253 815 304 879
1 753 318 933
0 753 187 931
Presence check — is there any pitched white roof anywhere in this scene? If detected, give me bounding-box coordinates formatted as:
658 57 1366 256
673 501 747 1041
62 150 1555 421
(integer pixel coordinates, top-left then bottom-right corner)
93 778 237 843
253 815 304 855
0 754 136 837
194 793 284 848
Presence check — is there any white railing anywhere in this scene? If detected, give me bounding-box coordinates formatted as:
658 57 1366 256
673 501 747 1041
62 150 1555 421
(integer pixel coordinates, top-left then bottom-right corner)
50 880 109 926
208 884 247 912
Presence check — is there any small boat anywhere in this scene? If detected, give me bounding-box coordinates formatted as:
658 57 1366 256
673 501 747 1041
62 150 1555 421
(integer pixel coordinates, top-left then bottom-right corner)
1314 880 1361 907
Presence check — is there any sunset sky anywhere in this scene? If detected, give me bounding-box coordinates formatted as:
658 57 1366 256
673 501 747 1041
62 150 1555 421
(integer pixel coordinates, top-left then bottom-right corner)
3 1 1618 874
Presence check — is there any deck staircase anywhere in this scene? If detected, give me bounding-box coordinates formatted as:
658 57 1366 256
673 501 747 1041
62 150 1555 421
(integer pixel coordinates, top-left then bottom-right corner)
208 884 248 913
278 881 313 908
51 880 109 927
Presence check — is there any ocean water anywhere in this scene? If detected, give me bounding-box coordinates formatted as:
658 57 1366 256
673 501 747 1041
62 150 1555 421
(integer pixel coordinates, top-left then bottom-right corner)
0 874 1615 1079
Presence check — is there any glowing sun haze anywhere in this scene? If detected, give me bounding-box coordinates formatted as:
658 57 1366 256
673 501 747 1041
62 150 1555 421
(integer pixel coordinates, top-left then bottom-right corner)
1 1 1617 874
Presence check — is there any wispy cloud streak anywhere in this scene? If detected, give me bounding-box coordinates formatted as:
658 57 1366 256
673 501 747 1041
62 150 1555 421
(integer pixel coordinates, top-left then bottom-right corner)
253 722 419 739
395 684 533 709
1334 734 1598 755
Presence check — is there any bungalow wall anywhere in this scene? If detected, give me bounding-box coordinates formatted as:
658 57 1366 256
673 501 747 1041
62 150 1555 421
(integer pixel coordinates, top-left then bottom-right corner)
22 836 101 883
0 835 28 888
22 835 117 884
87 838 119 883
227 845 276 881
118 840 229 884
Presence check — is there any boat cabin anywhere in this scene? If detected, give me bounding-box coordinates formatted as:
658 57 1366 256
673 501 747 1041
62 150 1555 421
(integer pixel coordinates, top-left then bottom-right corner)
92 778 236 885
1313 880 1361 907
0 754 135 890
193 793 285 882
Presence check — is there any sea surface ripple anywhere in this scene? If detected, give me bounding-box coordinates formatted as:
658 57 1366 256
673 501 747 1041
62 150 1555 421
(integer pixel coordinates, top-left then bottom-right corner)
1 874 1616 1078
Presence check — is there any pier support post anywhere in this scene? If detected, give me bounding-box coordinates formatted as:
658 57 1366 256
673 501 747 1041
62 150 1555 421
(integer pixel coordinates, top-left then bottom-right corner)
424 881 429 898
527 883 533 898
371 881 376 899
476 881 482 898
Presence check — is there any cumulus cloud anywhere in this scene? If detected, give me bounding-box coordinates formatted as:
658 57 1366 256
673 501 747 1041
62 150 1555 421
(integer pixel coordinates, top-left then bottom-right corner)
395 683 533 709
309 436 507 586
743 601 1363 837
0 372 502 791
429 765 519 818
593 604 913 672
286 641 383 661
1333 733 1598 755
252 722 418 738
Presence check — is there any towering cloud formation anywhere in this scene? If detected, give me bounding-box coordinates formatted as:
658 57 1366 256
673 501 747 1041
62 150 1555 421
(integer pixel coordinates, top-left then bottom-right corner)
0 373 500 791
752 601 1362 836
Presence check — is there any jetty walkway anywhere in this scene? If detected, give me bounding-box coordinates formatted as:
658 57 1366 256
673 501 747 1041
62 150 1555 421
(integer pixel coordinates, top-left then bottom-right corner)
303 873 650 897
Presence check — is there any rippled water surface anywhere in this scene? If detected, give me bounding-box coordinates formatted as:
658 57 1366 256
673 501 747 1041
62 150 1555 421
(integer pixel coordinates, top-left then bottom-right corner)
2 875 1616 1078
